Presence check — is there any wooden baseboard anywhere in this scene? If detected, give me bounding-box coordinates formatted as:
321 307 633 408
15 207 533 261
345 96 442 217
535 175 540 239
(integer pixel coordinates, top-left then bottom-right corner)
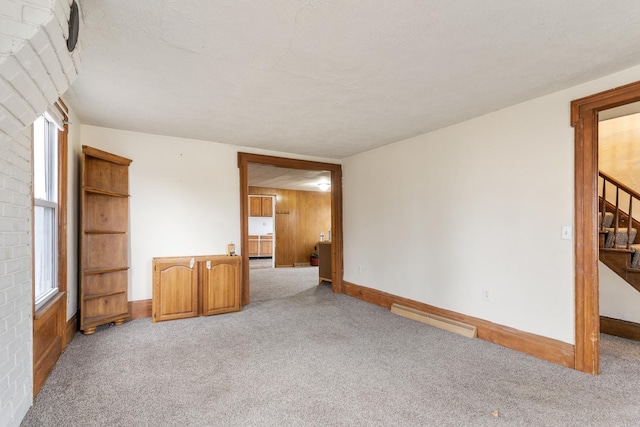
129 299 152 319
601 316 640 341
342 281 575 369
64 314 77 349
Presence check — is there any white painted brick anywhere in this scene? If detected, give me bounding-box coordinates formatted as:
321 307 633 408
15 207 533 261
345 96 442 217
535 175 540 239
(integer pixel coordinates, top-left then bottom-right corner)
0 274 11 289
55 43 72 73
0 205 20 219
0 379 13 415
22 4 53 27
0 188 11 204
58 0 70 21
4 72 39 114
0 56 21 81
4 283 22 302
0 328 17 350
44 16 65 54
37 43 65 92
5 259 24 274
11 195 30 212
0 2 18 20
8 363 28 397
0 16 37 41
52 0 67 40
0 76 17 103
13 42 43 82
5 335 24 364
0 35 19 56
13 272 30 289
11 246 29 260
16 0 54 8
1 93 31 125
9 136 30 160
3 233 19 247
0 27 49 424
28 28 48 54
37 75 56 102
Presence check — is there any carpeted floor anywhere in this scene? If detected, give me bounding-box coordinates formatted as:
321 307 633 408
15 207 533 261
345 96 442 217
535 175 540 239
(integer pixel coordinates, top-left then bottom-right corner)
21 267 640 426
249 257 274 270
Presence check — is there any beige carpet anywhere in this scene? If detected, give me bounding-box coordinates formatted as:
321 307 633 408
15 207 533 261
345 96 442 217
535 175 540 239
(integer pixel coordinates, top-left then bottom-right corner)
21 267 640 426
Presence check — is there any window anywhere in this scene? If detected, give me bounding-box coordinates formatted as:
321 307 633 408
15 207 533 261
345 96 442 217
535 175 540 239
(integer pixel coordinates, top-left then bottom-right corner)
33 114 59 309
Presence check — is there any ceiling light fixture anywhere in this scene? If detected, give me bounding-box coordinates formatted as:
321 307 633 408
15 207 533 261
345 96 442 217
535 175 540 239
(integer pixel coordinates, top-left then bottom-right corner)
318 182 330 191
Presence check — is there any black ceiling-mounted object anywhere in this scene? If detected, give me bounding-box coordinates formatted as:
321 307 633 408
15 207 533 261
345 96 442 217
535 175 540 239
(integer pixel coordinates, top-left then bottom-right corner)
67 1 79 52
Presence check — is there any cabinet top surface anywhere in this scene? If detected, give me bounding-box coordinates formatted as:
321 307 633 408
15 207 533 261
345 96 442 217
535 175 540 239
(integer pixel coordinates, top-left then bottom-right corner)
153 254 241 262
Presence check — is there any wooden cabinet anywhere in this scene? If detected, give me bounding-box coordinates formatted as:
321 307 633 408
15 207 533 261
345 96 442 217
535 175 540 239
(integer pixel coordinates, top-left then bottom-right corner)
152 255 241 322
249 196 273 217
200 257 241 315
247 235 273 257
80 146 132 335
248 236 259 256
260 237 273 256
318 241 332 283
152 257 199 322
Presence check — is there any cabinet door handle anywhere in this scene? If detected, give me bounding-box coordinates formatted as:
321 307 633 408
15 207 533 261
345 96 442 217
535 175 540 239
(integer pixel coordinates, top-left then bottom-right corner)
206 260 211 270
189 258 195 269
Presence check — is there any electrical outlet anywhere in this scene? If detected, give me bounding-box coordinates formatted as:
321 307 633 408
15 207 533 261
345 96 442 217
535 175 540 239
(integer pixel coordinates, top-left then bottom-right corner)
561 226 572 240
482 289 490 301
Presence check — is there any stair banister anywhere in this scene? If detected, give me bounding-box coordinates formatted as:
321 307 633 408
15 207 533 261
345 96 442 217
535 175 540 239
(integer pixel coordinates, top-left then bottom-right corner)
599 170 640 250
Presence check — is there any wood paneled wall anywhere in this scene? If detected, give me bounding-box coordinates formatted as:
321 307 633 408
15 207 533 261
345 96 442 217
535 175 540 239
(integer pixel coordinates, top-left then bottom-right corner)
249 186 331 267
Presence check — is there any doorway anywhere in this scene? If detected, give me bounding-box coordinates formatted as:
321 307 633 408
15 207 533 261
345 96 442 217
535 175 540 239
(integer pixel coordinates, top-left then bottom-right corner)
572 79 640 374
237 153 343 306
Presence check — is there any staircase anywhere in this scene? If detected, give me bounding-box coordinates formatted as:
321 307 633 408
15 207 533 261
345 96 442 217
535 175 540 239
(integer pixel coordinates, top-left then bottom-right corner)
598 171 640 294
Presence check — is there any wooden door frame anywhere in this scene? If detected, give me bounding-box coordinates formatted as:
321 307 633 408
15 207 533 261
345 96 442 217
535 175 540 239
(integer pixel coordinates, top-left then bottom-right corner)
571 79 640 374
238 153 343 305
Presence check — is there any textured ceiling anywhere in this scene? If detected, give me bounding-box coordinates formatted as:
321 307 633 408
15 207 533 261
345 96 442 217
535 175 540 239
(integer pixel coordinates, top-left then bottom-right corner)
64 1 640 159
248 164 331 192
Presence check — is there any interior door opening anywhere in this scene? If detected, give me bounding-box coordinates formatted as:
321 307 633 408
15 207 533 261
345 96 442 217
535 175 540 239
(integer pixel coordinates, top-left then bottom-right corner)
237 153 343 306
572 80 640 374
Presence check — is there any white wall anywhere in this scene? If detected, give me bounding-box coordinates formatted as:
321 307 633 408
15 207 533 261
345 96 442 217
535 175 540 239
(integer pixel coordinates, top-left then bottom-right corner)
343 64 640 345
248 216 274 235
600 262 640 323
79 125 334 301
66 108 81 321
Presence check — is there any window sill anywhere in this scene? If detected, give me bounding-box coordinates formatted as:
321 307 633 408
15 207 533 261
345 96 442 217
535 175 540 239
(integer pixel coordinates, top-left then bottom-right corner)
34 291 65 320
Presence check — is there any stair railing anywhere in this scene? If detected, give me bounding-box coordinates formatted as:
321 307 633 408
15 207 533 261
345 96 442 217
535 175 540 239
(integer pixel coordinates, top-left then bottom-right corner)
599 171 640 250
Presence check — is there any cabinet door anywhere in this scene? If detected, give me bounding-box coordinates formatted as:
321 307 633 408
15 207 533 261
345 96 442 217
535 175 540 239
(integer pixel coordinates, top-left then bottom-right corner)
249 196 262 216
152 258 199 322
260 238 273 256
261 197 273 217
248 238 259 256
201 257 241 316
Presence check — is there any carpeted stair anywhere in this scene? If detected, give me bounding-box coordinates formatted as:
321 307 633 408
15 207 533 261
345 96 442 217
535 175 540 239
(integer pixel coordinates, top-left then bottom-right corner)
598 211 640 292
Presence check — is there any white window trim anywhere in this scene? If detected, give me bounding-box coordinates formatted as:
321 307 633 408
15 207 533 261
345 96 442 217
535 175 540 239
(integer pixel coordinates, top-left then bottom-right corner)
33 113 60 311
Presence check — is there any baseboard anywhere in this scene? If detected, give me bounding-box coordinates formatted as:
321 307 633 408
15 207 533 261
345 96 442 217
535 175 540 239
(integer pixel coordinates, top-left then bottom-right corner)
64 314 77 349
129 299 152 319
601 316 640 341
342 281 576 369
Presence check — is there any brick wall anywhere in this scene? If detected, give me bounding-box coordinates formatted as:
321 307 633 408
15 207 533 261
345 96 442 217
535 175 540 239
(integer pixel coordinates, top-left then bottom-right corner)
0 128 33 427
0 1 82 426
1 0 82 140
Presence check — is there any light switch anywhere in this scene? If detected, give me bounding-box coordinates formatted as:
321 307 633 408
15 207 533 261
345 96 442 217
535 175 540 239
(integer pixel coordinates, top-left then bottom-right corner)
561 226 572 240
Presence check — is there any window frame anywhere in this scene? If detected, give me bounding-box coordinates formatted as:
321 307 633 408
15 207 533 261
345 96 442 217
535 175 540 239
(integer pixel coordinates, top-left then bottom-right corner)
33 113 60 310
31 102 68 326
